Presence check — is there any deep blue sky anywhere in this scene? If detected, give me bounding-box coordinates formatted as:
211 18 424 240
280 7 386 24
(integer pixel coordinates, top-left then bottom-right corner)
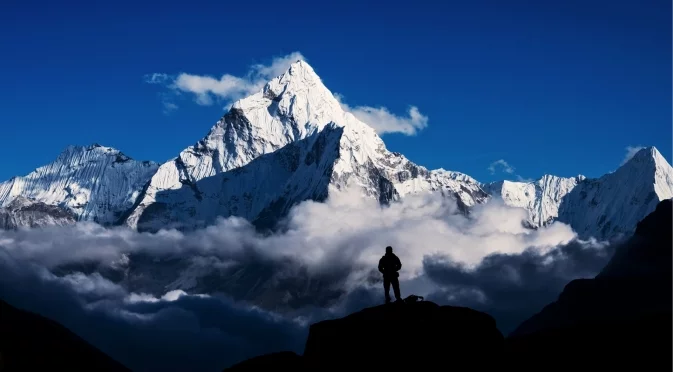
1 0 670 183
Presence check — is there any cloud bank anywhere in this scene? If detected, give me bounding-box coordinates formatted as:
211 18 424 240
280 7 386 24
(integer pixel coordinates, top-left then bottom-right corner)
144 52 429 136
0 189 618 371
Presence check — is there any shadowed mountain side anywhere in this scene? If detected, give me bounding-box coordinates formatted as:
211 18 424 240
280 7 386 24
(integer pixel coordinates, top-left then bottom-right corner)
225 300 504 371
134 124 344 233
506 198 672 370
0 299 130 372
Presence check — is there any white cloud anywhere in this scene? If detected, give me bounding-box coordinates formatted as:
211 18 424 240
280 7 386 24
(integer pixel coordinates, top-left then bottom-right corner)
144 73 170 84
488 159 533 182
0 187 617 369
162 101 178 114
488 159 515 174
147 52 306 108
145 53 429 136
335 94 429 136
621 145 645 165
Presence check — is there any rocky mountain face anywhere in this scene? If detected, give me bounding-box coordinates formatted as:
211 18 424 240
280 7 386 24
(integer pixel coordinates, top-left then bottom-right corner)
0 61 670 240
0 196 76 230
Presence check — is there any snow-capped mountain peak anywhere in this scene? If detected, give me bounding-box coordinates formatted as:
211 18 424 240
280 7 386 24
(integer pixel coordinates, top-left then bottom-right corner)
0 144 159 225
1 60 670 241
556 146 673 240
123 60 488 230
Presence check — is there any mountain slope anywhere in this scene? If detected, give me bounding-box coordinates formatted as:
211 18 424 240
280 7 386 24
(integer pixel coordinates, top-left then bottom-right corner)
125 60 488 231
556 147 673 240
0 144 159 225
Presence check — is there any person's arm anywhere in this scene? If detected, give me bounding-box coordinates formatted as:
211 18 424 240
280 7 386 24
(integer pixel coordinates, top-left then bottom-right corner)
378 258 384 273
395 256 402 271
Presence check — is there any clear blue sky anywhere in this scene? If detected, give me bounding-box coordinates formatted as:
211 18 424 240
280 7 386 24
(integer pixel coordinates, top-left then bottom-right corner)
1 0 670 183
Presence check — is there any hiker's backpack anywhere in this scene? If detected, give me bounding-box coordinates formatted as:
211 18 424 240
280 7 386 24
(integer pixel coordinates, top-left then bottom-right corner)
403 295 424 304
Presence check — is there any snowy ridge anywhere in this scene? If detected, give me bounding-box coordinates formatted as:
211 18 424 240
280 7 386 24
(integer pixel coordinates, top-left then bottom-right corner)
556 147 673 240
482 174 586 227
0 144 159 225
125 60 488 230
0 60 670 241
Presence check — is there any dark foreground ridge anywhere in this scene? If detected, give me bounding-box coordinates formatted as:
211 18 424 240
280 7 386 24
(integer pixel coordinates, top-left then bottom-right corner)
506 198 672 370
227 300 505 370
0 299 130 372
226 199 673 372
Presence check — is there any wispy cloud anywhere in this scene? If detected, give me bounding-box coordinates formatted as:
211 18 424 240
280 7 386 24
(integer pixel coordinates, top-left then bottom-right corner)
0 188 617 370
144 54 429 136
488 159 515 175
621 145 645 165
144 52 305 110
488 159 532 182
335 93 428 136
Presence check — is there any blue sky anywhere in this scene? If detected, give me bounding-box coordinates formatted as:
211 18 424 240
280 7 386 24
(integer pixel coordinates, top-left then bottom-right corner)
1 0 670 183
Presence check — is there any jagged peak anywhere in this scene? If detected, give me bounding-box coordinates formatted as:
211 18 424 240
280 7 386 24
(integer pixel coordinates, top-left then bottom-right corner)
232 58 335 111
59 143 118 156
620 146 671 171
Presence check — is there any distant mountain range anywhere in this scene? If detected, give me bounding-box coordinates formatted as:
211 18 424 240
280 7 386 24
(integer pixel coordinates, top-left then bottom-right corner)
1 60 671 240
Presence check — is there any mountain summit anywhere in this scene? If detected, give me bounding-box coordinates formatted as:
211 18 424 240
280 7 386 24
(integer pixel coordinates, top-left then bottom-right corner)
123 60 487 231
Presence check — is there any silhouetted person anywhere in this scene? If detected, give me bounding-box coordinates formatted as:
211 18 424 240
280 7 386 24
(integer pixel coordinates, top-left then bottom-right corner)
378 246 402 303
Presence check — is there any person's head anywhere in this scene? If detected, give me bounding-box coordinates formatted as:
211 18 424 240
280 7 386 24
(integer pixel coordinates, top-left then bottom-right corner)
385 246 393 254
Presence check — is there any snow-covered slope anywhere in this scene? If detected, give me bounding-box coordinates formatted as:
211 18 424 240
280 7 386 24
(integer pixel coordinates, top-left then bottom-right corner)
0 196 76 229
557 147 673 240
0 144 159 225
125 60 488 231
482 175 586 227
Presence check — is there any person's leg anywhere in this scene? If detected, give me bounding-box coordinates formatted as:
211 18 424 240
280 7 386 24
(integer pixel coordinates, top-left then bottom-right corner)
383 277 391 303
392 277 401 301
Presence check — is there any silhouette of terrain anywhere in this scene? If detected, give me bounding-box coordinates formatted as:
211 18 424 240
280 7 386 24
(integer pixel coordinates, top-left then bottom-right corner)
0 299 130 372
507 198 672 370
1 200 670 371
226 300 505 370
226 199 673 371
